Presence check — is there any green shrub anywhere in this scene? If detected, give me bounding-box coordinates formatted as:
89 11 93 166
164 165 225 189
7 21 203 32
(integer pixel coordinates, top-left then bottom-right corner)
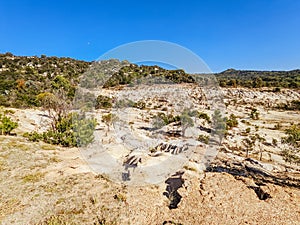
24 112 97 147
273 122 282 130
133 100 146 109
241 119 251 125
115 99 135 108
212 110 226 143
95 95 113 109
281 124 300 147
273 87 281 92
180 112 194 136
198 134 209 144
272 138 278 146
226 114 238 129
198 112 211 123
72 113 98 147
0 112 18 135
152 112 180 127
250 108 259 120
23 131 41 142
281 149 300 165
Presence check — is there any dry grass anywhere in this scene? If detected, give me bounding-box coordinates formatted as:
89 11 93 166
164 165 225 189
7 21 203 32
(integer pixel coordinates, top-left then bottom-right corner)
40 144 57 151
38 215 73 225
22 172 45 183
183 165 198 172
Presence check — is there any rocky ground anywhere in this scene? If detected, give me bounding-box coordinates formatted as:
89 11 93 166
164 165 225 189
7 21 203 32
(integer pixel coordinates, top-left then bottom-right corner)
0 86 300 224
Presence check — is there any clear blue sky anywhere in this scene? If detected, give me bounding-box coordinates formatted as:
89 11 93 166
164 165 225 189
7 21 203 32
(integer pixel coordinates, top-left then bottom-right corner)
0 0 299 72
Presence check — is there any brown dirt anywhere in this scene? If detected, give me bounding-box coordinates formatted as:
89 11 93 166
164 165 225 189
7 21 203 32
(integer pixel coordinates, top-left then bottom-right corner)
0 136 299 225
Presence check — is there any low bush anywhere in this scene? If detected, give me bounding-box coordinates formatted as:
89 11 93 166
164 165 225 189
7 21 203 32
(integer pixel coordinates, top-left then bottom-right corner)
226 114 238 129
95 95 113 109
250 108 259 120
24 112 97 147
198 134 209 144
133 100 146 109
0 111 18 135
198 112 211 123
281 149 300 165
281 124 300 147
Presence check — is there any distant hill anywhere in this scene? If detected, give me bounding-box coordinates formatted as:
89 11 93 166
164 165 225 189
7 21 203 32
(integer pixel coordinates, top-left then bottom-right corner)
0 52 299 108
216 68 300 88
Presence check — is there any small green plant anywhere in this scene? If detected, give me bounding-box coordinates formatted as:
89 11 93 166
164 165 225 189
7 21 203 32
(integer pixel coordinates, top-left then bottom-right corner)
102 113 117 132
95 95 113 109
281 149 300 165
113 193 126 202
250 108 259 120
198 112 211 123
245 127 251 133
281 124 300 164
180 111 194 137
212 110 227 144
198 134 209 144
242 135 256 157
273 122 282 130
272 138 278 146
281 124 300 147
0 111 18 135
226 114 238 129
133 100 146 109
23 131 41 142
152 112 180 129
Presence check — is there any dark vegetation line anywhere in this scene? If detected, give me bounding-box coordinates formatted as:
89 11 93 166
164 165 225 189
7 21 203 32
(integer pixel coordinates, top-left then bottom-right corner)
217 68 300 89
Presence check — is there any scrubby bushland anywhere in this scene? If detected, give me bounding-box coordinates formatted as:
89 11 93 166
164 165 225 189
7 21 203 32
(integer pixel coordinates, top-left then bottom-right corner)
102 64 195 88
0 52 90 108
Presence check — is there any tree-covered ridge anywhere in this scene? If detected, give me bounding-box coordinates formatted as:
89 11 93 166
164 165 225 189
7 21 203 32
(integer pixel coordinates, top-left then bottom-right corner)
0 52 91 107
102 64 195 88
216 68 300 88
0 52 300 109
